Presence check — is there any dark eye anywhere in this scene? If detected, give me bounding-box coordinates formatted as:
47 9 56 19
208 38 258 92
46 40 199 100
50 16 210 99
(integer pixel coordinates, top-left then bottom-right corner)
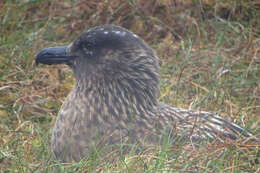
79 41 95 58
83 46 94 57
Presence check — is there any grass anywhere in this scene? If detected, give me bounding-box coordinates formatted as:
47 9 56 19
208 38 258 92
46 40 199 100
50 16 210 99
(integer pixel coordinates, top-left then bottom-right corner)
0 0 260 172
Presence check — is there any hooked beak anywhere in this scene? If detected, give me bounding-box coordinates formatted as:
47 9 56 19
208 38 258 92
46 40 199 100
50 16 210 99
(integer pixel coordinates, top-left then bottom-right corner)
35 46 77 65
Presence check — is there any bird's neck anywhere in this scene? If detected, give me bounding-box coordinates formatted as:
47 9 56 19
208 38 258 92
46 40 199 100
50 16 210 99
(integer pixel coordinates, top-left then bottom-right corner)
72 77 158 120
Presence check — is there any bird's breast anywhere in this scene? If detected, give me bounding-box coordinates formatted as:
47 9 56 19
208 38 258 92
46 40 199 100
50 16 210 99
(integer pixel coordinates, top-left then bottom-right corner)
50 89 160 162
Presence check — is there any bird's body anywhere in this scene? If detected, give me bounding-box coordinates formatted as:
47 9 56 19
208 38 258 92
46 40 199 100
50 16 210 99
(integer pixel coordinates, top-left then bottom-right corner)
36 25 256 163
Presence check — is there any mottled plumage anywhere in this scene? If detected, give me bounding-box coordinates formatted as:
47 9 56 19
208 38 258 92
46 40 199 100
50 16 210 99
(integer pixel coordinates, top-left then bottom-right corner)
36 25 257 163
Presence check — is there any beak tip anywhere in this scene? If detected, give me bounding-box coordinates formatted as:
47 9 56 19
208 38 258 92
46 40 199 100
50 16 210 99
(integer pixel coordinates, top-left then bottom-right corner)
35 60 39 66
35 53 42 66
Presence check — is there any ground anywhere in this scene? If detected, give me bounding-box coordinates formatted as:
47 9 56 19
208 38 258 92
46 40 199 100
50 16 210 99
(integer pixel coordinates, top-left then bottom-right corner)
0 0 260 172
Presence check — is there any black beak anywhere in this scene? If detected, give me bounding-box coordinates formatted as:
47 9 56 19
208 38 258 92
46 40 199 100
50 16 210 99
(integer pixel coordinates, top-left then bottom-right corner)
35 46 77 65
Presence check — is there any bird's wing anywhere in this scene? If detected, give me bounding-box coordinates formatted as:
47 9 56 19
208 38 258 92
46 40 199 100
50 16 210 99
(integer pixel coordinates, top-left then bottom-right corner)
156 103 257 143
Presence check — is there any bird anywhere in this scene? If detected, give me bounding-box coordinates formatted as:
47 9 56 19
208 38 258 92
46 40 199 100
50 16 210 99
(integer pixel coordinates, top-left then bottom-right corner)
35 25 257 163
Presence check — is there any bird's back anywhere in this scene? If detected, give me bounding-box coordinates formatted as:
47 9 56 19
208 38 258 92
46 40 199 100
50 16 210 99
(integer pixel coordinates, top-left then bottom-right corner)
156 103 254 143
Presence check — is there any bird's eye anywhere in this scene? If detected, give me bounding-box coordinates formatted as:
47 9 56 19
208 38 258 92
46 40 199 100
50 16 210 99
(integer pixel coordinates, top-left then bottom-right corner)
78 40 95 58
81 46 93 58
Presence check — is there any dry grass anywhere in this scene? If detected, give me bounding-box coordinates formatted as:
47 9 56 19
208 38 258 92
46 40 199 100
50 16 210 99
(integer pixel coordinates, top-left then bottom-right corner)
0 0 260 172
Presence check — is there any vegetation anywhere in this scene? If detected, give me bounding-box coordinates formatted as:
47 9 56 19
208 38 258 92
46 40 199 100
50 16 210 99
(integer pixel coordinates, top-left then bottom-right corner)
0 0 259 172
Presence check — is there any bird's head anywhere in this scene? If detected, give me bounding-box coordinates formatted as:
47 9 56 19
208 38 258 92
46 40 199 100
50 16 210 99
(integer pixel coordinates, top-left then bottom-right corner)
36 25 160 106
